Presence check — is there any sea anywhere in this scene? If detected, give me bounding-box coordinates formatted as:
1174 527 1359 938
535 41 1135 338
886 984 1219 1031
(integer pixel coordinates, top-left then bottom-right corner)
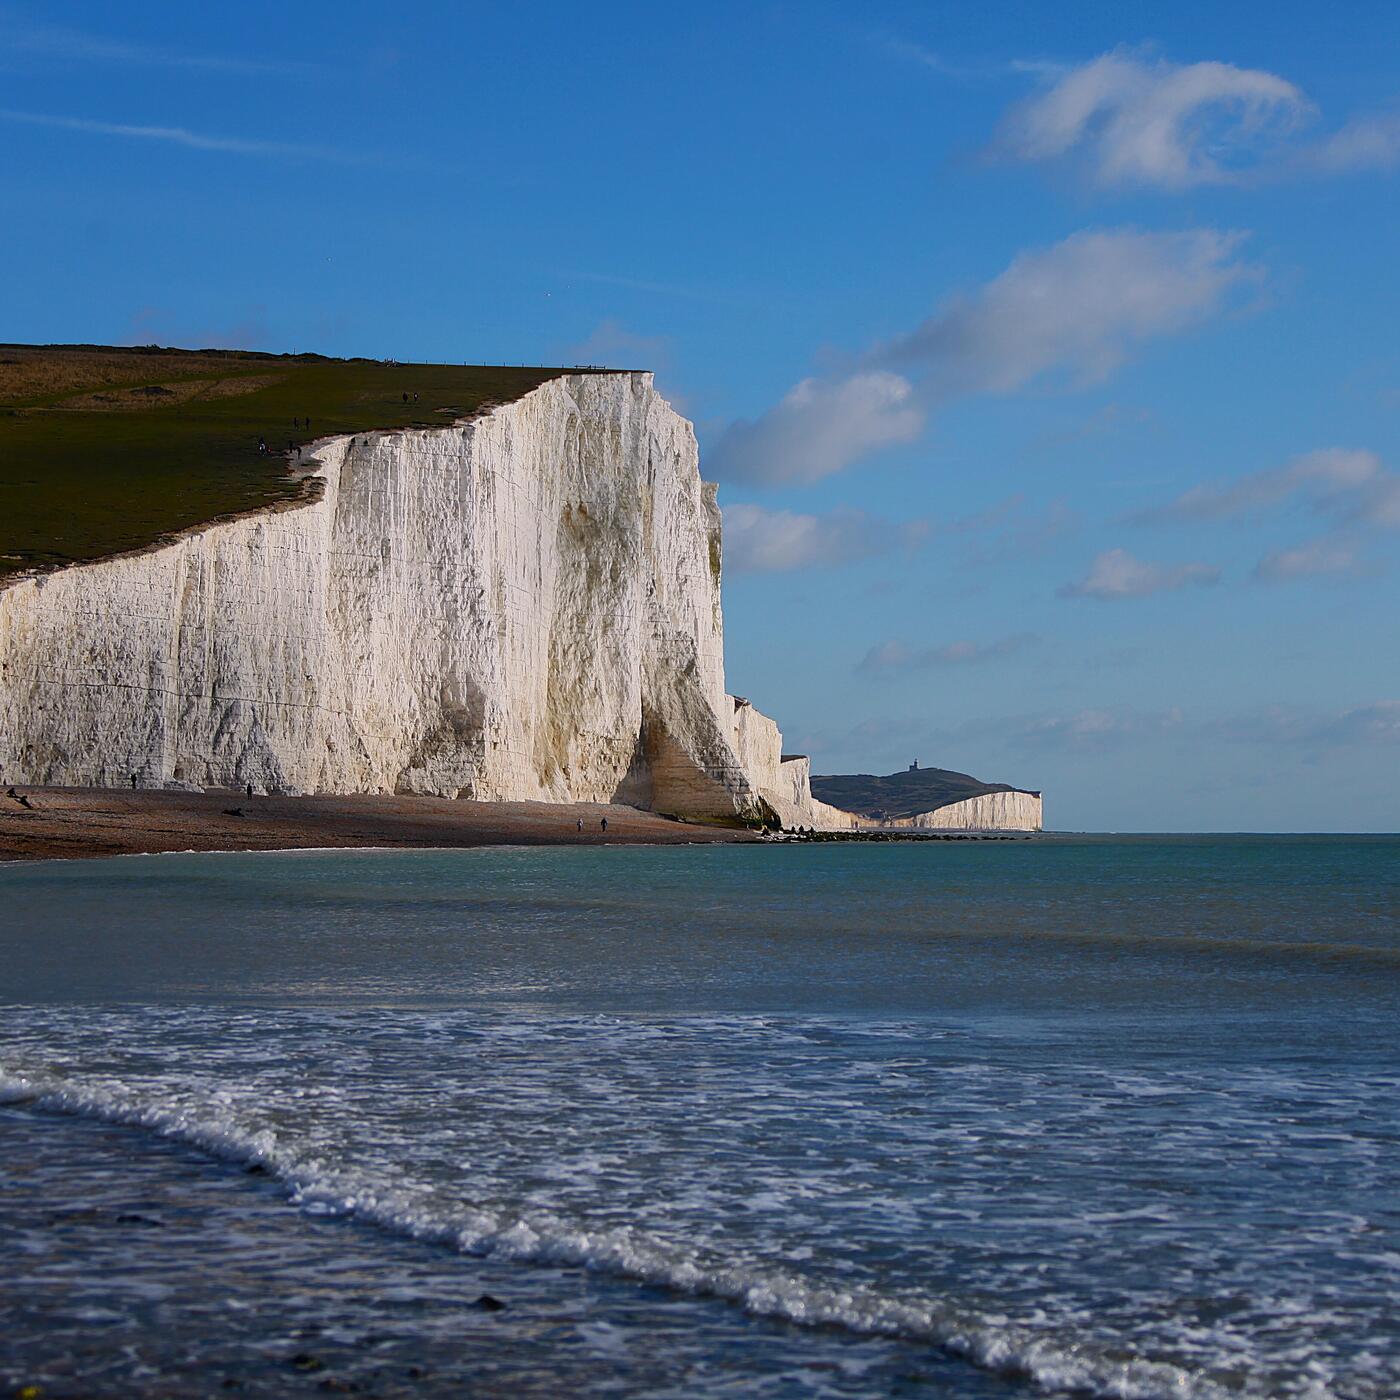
1 835 1397 1399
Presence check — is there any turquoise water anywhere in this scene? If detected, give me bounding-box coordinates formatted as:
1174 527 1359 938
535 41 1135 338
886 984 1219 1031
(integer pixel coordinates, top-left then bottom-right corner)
2 836 1398 1397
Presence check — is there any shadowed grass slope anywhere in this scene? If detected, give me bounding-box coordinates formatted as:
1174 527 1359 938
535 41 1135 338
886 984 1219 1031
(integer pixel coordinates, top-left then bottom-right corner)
0 345 610 582
810 766 1036 819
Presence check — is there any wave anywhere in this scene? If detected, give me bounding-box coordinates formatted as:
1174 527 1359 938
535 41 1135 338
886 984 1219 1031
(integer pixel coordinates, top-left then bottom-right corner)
0 1061 1291 1400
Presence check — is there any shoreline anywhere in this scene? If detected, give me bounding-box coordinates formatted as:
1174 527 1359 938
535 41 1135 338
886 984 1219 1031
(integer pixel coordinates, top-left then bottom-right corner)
0 787 756 864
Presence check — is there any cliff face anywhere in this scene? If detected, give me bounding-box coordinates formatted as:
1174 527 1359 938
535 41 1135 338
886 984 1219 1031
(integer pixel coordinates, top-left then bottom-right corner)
0 373 826 825
860 790 1043 832
810 765 1042 831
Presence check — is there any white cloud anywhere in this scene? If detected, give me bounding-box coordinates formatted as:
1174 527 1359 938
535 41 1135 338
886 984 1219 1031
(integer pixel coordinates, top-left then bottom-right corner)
1011 705 1184 751
1354 473 1400 528
886 227 1254 394
0 108 351 161
1139 448 1382 523
994 49 1400 189
1060 547 1220 599
722 503 930 574
708 227 1252 485
995 50 1308 188
859 633 1037 673
1303 112 1400 174
709 372 923 487
1135 447 1400 585
1253 536 1363 581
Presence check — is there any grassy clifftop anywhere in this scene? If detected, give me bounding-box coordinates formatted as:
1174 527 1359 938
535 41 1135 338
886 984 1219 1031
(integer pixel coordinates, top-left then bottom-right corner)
0 344 601 582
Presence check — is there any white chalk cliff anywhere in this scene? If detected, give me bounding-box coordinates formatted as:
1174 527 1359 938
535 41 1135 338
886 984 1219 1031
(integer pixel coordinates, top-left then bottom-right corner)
0 372 836 826
851 790 1043 832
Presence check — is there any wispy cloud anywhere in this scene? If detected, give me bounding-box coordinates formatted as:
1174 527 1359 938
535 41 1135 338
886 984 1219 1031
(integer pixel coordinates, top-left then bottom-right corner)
566 318 670 369
1135 446 1400 585
710 372 924 487
991 47 1400 190
722 503 929 573
1010 705 1185 751
0 108 354 162
1297 110 1400 175
1207 701 1400 747
1253 537 1364 582
1059 547 1220 600
1312 701 1400 746
708 227 1255 486
1135 448 1382 523
1353 473 1400 528
1 18 309 77
875 32 980 80
1031 401 1154 453
858 633 1037 674
883 228 1256 392
992 49 1308 189
872 31 1057 83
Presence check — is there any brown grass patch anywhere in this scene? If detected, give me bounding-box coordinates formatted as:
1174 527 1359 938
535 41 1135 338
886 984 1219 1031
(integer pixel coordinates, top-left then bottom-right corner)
0 346 279 404
55 374 284 412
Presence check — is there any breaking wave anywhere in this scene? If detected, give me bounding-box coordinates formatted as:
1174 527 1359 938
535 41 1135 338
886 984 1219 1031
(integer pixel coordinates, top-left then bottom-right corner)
0 1060 1324 1400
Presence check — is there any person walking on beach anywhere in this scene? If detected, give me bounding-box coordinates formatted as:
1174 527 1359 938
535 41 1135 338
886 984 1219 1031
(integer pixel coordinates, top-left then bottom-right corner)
600 816 608 833
130 772 137 789
576 817 583 833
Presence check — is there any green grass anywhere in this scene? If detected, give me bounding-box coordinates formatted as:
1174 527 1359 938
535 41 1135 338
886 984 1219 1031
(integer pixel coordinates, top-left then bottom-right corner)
0 345 611 582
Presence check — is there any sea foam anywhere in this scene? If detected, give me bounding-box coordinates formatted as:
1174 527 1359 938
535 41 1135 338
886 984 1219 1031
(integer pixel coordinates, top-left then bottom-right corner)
0 1060 1293 1400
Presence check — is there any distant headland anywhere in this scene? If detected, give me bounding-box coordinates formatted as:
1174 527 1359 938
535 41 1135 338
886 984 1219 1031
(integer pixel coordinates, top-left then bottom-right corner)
812 763 1042 832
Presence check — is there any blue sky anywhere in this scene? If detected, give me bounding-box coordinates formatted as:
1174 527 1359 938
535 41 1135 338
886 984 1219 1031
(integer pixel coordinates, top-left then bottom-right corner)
3 1 1398 830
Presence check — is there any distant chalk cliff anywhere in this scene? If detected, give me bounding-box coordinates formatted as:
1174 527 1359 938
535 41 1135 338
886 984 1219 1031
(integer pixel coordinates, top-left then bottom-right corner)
811 766 1042 832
